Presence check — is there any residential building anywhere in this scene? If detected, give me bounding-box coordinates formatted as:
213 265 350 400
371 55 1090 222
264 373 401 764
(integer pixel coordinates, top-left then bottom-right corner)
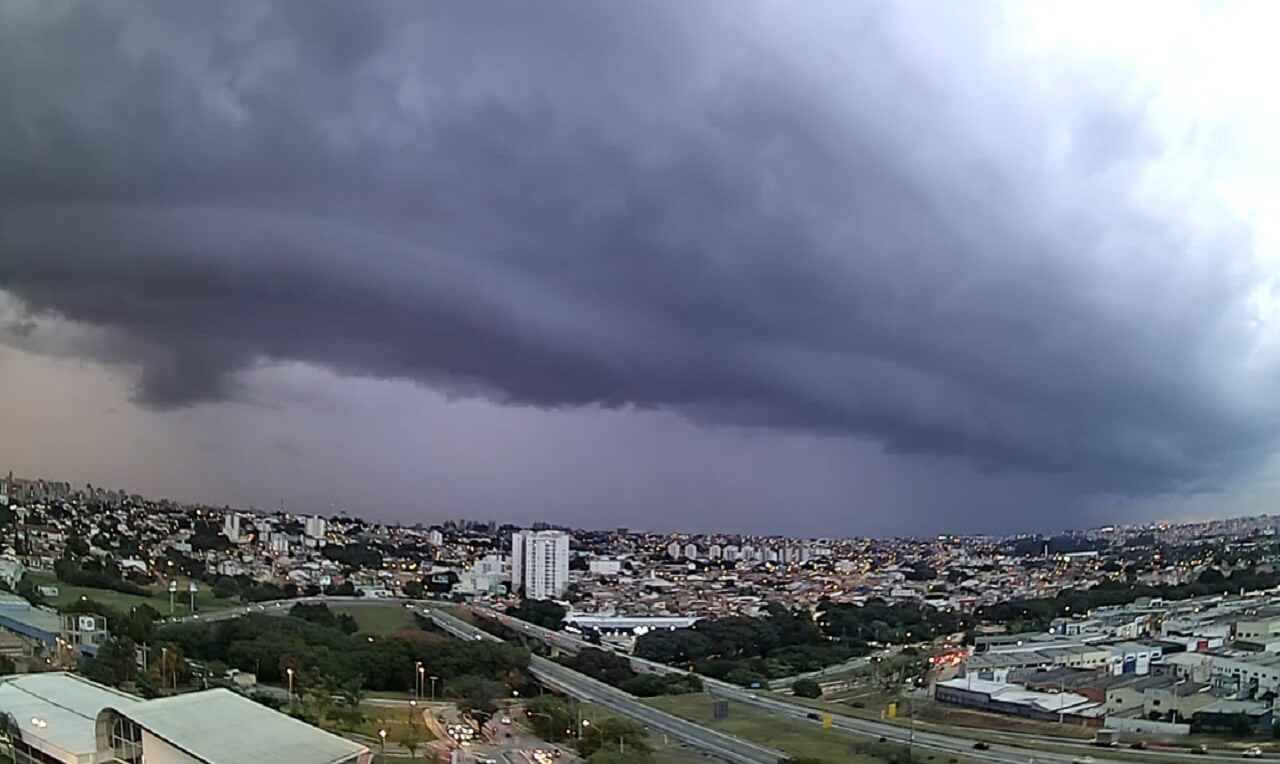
303 515 327 540
512 530 570 601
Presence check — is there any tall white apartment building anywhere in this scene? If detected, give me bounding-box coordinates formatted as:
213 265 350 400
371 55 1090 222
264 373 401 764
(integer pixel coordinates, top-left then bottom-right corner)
511 530 570 600
304 515 327 539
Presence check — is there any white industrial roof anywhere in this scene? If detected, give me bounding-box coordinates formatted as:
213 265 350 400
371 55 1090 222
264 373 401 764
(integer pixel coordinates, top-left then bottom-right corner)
937 677 1096 713
108 688 367 764
0 673 140 758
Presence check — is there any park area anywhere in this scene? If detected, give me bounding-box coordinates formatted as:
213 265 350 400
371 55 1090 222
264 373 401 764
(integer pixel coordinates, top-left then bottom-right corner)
329 603 420 635
26 571 240 617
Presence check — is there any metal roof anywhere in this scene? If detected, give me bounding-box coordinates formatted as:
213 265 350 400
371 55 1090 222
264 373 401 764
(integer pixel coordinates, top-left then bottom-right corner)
106 688 367 764
0 673 140 758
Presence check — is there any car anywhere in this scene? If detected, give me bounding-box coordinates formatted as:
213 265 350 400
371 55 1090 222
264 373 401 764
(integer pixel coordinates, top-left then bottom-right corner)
1072 757 1095 764
1130 741 1148 750
1244 747 1264 759
972 742 990 751
806 712 820 721
501 716 511 724
476 757 498 764
1192 744 1209 755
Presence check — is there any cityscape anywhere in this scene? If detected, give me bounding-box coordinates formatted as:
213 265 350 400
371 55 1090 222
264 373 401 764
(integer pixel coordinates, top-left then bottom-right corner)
5 2 1280 764
2 472 1280 762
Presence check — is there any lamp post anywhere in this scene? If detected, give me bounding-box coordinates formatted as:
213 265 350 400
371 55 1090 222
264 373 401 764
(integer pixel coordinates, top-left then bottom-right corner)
378 728 387 763
414 661 423 699
286 667 295 710
409 698 418 727
429 674 438 703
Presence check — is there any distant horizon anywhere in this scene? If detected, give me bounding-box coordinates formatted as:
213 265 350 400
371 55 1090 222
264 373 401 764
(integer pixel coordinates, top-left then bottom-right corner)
4 466 1270 543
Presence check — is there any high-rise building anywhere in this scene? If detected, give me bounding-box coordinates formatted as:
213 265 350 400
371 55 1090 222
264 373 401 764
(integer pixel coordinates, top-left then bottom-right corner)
511 530 570 600
666 541 682 560
304 515 327 539
222 513 241 543
683 542 699 560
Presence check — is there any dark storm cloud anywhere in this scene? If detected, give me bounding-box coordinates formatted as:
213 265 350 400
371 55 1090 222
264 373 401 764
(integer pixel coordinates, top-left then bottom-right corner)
0 1 1270 495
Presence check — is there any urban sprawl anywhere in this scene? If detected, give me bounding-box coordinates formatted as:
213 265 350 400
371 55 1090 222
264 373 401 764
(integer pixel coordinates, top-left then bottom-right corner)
5 472 1280 763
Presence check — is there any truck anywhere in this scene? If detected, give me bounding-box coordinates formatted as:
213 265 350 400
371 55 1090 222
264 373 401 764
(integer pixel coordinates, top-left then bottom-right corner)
1091 729 1120 747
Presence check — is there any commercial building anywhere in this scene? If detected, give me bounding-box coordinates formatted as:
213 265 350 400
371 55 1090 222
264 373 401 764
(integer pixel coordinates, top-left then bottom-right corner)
934 677 1105 725
457 555 511 595
588 559 622 577
1236 617 1280 642
1192 699 1274 734
511 530 570 601
0 672 370 764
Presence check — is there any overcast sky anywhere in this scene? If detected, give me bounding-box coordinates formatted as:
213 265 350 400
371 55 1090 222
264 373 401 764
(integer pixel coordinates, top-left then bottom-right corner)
4 1 1280 536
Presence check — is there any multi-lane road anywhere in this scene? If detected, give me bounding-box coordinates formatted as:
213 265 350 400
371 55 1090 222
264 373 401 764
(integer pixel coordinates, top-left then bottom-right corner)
168 598 1275 763
427 607 785 764
470 605 1273 764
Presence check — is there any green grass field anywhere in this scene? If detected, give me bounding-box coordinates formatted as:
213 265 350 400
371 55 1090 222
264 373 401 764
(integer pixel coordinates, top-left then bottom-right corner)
330 603 420 635
647 693 977 764
27 572 240 617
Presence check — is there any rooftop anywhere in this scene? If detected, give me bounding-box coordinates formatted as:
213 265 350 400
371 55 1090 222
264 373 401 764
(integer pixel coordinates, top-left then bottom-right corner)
0 674 366 764
0 673 139 757
105 688 367 764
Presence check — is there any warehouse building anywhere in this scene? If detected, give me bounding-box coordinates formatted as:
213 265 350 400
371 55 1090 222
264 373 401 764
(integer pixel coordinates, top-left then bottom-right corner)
0 673 370 764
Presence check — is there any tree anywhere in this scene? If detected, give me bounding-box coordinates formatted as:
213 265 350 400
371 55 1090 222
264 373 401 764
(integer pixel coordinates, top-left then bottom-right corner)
528 697 574 743
403 580 425 599
579 717 651 758
157 643 189 689
81 637 138 686
118 604 161 644
448 675 501 719
509 599 567 630
792 678 823 698
725 668 767 688
305 673 342 726
213 577 240 600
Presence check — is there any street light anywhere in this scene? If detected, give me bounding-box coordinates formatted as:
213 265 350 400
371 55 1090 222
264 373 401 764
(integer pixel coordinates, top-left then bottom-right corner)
378 728 388 763
429 674 438 703
286 667 295 709
409 698 418 726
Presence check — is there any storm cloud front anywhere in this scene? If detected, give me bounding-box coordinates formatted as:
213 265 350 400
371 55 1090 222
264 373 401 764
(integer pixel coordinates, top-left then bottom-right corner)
3 1 1280 533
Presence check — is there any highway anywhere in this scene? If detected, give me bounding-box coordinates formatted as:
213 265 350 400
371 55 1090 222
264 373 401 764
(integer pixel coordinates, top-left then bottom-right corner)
470 605 1272 764
168 599 1274 763
427 607 786 764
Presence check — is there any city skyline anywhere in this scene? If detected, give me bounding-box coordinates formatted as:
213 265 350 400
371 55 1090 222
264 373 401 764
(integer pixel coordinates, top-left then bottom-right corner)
5 2 1280 534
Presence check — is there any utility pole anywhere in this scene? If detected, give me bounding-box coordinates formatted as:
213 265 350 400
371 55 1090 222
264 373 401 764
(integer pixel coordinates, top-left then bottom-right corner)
908 691 915 759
